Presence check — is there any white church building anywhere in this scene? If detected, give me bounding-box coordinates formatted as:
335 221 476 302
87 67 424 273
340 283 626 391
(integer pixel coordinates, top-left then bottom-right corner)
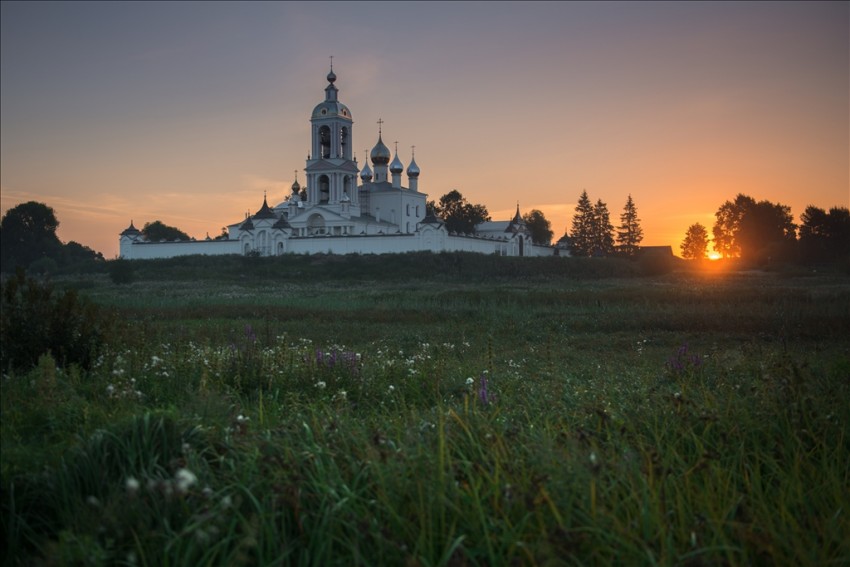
120 67 558 259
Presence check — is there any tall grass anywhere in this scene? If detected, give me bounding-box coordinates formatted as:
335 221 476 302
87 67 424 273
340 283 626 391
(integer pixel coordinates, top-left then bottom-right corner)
2 258 849 565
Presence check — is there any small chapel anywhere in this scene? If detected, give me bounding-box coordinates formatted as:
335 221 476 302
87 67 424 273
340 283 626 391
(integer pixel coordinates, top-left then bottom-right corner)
120 66 558 259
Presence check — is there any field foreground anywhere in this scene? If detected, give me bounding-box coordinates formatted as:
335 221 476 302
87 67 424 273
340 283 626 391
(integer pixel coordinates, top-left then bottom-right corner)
2 254 849 566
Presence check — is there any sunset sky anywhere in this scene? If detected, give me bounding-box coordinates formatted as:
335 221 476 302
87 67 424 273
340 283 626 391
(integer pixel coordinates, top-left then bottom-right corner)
2 1 847 258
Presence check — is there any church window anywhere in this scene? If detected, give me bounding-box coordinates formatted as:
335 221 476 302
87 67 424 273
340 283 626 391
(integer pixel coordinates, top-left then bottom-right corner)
319 175 330 204
308 213 326 235
319 126 331 159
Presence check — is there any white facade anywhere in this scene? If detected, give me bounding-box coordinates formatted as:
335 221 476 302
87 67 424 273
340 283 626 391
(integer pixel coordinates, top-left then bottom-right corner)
120 67 560 260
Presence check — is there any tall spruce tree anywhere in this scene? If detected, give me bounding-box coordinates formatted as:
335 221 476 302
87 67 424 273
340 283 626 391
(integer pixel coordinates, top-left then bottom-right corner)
569 190 594 256
592 199 615 256
616 194 643 257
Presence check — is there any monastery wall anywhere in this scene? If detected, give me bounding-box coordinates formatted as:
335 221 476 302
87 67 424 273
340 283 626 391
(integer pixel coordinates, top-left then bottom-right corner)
121 239 241 260
121 231 557 260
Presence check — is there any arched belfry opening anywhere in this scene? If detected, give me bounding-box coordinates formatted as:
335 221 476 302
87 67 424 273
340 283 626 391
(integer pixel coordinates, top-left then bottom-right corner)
319 126 331 159
318 175 330 204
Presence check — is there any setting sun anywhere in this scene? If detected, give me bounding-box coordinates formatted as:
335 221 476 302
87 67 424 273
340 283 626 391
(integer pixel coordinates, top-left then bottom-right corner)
708 252 722 261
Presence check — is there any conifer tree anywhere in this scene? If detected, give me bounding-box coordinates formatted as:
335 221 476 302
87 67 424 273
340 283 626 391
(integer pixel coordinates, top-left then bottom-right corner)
592 199 615 256
616 194 643 257
569 190 594 256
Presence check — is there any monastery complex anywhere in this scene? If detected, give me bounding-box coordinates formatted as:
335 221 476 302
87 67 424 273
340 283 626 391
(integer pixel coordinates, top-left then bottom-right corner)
120 67 560 259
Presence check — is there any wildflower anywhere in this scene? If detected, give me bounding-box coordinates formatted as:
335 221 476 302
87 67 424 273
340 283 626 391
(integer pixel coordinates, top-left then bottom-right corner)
175 468 197 494
466 377 474 386
388 385 395 393
106 384 115 396
125 476 140 495
236 414 249 424
316 381 327 389
478 372 490 405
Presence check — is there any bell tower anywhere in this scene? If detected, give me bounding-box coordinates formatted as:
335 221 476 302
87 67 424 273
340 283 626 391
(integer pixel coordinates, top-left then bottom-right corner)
304 58 361 215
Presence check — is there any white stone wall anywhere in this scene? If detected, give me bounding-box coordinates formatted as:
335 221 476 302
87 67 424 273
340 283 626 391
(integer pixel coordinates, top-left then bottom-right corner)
120 229 559 259
121 239 241 259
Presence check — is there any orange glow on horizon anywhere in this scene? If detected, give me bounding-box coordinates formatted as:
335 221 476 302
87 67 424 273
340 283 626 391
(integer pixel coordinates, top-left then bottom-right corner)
708 251 722 261
0 3 846 259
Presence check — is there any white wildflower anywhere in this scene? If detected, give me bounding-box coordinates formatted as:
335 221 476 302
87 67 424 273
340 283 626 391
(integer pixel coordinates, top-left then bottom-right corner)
125 477 140 494
175 468 197 494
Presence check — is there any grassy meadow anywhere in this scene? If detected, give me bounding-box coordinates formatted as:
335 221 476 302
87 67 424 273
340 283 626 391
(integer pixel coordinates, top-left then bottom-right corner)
2 252 849 566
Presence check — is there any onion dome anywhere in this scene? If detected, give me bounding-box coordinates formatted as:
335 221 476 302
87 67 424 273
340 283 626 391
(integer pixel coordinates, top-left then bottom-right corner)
407 151 420 178
370 134 391 165
360 153 373 181
291 177 301 194
390 147 404 174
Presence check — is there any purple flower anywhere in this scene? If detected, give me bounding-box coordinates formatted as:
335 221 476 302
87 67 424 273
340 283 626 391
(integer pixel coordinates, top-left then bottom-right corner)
478 372 490 405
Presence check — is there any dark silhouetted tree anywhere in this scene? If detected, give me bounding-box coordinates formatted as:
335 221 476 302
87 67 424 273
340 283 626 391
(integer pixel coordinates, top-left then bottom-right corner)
0 201 63 271
616 194 643 257
522 209 553 245
712 194 796 263
712 194 755 258
681 223 709 260
142 220 191 242
569 190 594 256
591 199 615 256
799 205 850 263
428 190 490 234
64 241 104 265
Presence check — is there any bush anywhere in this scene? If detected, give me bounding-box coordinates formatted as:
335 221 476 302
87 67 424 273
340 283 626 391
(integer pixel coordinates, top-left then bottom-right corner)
0 269 112 372
107 258 135 284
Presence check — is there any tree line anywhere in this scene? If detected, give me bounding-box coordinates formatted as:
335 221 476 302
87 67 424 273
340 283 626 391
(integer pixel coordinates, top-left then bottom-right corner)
681 194 849 265
3 192 847 275
0 202 192 273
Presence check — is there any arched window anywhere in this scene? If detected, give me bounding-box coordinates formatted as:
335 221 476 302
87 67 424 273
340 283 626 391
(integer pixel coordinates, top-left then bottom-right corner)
319 126 331 159
319 175 330 204
308 213 326 235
